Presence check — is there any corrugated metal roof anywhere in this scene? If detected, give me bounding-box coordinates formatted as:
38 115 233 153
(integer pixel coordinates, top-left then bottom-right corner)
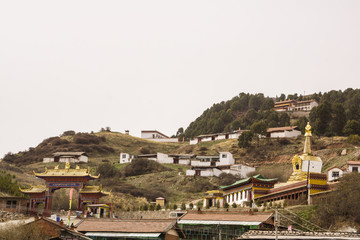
178 220 262 226
85 232 161 237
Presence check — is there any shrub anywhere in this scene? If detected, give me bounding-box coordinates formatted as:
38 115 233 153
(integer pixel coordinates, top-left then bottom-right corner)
61 130 76 136
232 203 237 208
218 172 241 186
315 173 360 228
197 201 203 209
173 204 178 210
149 204 155 211
122 159 170 177
181 203 186 210
224 202 229 209
74 133 105 144
347 134 360 145
278 138 291 145
155 204 161 211
189 203 194 209
139 147 150 154
97 162 120 178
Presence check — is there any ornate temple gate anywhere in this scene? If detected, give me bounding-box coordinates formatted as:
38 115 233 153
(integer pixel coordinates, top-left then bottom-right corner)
21 163 108 217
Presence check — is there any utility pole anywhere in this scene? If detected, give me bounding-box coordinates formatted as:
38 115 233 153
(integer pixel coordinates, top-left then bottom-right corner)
218 224 222 240
275 206 278 240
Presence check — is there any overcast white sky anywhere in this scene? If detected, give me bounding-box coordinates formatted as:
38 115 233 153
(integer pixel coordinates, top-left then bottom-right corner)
1 1 360 158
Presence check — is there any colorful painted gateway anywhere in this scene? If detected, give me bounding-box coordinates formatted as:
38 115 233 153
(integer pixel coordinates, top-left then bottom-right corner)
20 162 109 217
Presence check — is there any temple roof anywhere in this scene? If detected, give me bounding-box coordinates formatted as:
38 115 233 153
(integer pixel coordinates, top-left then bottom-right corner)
20 185 46 194
80 185 110 196
33 162 99 179
220 174 278 190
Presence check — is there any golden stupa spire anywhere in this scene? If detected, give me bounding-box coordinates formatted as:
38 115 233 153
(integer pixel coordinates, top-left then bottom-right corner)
303 122 312 155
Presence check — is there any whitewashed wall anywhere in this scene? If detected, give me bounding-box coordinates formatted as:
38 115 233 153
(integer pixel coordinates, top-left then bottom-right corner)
149 138 179 143
217 152 234 166
190 160 211 167
120 153 133 164
179 159 190 165
327 168 343 182
186 170 195 176
157 153 174 164
348 164 360 173
190 139 198 145
301 160 322 173
43 157 54 163
270 130 301 138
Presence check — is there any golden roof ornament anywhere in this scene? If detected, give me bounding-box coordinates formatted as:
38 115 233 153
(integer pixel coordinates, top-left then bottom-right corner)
305 122 312 137
65 162 70 169
303 122 312 155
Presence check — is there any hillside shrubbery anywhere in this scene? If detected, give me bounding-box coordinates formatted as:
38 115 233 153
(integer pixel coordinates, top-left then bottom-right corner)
121 159 171 177
184 88 360 139
0 171 23 197
314 173 360 229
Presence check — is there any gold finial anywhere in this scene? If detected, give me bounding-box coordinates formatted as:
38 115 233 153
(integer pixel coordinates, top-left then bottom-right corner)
65 162 70 169
305 122 312 137
76 165 80 170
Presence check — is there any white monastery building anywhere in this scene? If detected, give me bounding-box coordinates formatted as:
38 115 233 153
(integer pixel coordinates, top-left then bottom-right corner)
266 126 301 138
43 152 88 163
141 130 178 143
190 130 246 145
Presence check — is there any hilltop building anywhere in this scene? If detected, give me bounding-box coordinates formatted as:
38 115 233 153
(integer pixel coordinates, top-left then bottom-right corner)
266 126 301 138
43 152 88 163
190 130 246 145
274 99 318 112
141 130 178 143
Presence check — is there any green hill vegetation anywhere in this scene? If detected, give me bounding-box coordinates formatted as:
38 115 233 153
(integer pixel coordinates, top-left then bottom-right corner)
183 88 360 139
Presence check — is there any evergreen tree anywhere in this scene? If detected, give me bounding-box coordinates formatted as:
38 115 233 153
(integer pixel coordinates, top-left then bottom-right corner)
238 131 253 148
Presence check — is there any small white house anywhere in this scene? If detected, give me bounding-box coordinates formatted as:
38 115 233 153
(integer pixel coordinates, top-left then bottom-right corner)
120 153 134 164
294 100 319 111
217 152 235 166
327 167 344 182
141 130 178 143
186 167 223 177
348 161 360 173
43 152 88 163
266 126 301 138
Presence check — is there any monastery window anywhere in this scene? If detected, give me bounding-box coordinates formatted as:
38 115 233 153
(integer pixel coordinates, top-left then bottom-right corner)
332 172 340 178
222 154 227 158
6 200 16 208
296 163 299 170
122 154 127 158
352 167 358 172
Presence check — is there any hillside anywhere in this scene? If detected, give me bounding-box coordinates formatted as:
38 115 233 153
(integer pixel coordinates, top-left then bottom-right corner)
183 88 360 139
